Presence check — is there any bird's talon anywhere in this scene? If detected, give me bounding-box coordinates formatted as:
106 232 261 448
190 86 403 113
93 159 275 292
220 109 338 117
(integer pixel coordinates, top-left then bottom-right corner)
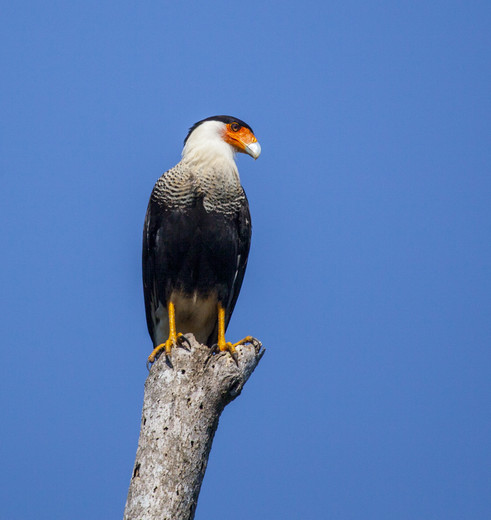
147 343 165 366
147 333 182 367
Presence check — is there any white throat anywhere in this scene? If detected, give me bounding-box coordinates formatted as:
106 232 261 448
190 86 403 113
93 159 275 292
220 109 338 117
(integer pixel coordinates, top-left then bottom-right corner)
181 120 238 173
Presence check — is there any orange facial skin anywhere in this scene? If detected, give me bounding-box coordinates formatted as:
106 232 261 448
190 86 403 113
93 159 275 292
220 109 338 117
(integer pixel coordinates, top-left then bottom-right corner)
223 123 258 153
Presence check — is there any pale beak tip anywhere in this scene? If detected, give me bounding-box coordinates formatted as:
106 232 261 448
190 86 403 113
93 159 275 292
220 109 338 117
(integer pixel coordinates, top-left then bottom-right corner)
245 141 261 159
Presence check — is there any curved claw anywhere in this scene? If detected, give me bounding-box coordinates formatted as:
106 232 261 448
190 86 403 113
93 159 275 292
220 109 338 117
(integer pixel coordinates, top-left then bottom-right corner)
230 349 239 366
147 348 174 370
248 336 263 352
147 346 168 370
177 333 191 350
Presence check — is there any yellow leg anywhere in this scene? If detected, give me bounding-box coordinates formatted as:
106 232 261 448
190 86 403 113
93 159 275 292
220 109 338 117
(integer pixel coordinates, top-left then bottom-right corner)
216 304 257 362
148 301 185 364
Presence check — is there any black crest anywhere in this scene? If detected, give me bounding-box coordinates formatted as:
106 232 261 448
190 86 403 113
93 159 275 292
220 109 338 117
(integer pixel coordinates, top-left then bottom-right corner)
184 115 254 145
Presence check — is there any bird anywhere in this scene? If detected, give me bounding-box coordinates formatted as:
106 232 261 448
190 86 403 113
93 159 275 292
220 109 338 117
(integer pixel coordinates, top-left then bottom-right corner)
142 115 261 365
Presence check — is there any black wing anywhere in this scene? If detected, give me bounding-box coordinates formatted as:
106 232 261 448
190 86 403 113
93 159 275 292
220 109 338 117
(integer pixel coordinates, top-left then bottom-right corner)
142 190 198 344
206 190 252 346
142 194 163 344
143 182 251 348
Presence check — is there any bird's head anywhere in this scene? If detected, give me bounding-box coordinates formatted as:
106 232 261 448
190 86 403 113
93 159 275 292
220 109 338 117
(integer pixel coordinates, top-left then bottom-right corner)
182 116 261 165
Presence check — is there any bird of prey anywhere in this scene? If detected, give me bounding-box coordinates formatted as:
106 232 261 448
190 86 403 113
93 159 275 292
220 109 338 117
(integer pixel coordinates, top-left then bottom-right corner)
143 115 261 364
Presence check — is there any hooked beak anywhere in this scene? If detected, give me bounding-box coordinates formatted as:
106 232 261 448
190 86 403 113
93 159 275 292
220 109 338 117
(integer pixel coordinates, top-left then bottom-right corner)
244 141 261 160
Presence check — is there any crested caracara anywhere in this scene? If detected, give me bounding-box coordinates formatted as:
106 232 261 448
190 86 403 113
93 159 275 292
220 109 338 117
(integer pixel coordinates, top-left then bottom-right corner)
143 115 261 364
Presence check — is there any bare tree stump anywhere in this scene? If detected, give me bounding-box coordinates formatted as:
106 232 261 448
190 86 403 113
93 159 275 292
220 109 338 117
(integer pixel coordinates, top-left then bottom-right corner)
123 334 264 520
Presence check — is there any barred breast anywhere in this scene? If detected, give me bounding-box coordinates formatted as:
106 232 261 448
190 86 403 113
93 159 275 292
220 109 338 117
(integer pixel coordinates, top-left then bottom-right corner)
151 161 245 215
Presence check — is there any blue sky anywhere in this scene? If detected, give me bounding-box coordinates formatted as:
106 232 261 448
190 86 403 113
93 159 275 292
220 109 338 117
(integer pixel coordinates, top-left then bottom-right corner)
1 1 490 519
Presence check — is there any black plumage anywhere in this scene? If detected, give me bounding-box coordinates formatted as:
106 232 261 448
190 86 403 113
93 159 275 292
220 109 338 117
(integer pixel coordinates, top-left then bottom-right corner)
143 191 251 347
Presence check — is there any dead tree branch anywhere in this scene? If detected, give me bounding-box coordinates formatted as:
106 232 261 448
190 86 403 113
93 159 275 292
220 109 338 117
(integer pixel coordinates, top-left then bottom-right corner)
123 334 264 520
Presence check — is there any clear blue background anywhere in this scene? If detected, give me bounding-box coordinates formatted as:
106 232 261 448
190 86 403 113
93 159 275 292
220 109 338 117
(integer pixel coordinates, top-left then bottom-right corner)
1 1 490 519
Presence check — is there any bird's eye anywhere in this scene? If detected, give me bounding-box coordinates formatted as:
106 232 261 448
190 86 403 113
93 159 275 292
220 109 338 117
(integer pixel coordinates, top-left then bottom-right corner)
230 122 240 132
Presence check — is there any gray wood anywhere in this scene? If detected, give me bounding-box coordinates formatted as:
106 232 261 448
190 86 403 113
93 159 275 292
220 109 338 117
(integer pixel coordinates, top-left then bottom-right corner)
123 335 264 520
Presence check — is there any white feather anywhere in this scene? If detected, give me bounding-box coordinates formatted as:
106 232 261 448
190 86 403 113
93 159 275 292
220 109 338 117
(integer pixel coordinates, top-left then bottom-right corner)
181 120 238 172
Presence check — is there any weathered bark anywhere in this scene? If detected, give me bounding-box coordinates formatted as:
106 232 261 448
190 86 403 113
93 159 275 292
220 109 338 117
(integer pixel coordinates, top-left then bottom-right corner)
123 334 264 520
